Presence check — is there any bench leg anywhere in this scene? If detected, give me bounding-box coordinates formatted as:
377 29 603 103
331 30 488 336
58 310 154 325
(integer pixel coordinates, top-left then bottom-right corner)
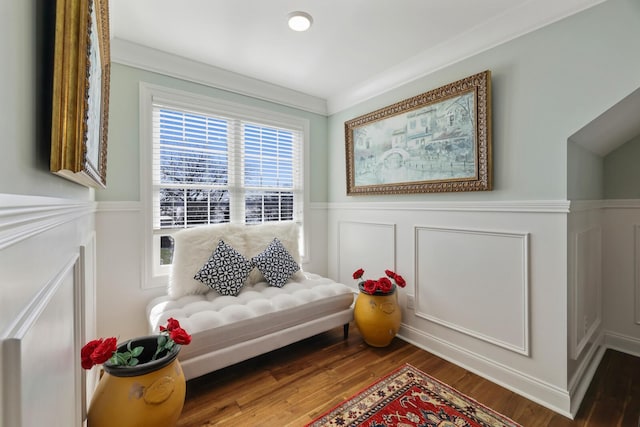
343 323 349 340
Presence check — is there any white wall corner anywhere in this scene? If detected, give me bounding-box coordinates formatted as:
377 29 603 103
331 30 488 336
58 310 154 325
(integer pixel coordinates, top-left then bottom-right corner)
567 331 606 418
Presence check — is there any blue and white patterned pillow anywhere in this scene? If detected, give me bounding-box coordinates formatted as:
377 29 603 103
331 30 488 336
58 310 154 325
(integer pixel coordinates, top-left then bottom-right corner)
252 238 300 288
194 239 254 296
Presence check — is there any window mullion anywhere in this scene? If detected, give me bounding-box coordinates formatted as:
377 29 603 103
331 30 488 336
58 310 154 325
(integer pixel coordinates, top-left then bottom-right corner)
228 119 244 222
148 87 305 278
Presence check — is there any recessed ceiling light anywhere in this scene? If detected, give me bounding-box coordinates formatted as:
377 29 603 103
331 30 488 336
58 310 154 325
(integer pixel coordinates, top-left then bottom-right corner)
287 11 313 32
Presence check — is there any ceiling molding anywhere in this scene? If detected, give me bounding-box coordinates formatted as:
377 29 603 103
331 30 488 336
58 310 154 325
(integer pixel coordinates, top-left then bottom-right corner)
110 0 605 117
110 38 328 116
326 0 607 114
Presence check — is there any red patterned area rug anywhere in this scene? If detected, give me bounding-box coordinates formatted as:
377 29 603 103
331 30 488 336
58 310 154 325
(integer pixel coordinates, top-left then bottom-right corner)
306 364 522 427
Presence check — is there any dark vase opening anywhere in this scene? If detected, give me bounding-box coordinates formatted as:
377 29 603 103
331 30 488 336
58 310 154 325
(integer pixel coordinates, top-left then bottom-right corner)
103 335 181 377
358 282 397 296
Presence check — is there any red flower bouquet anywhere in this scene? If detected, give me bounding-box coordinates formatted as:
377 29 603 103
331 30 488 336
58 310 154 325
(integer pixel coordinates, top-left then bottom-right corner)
353 268 406 295
81 317 191 370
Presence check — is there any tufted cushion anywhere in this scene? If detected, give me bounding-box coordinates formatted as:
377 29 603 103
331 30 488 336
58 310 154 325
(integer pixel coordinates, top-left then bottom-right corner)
194 240 254 296
147 273 355 362
252 238 300 288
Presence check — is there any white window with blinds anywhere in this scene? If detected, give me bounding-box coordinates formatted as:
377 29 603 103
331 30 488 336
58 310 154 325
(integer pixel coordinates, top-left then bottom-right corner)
140 84 307 287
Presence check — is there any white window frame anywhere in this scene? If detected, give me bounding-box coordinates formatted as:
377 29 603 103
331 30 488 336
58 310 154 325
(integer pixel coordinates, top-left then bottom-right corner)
139 83 309 289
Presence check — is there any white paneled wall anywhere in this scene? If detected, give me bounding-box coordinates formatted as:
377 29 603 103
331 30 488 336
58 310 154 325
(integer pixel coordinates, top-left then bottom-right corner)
602 200 640 353
3 257 80 426
566 201 605 415
329 200 574 415
89 196 640 420
571 226 602 358
636 224 640 325
415 226 529 355
0 194 95 427
338 221 396 288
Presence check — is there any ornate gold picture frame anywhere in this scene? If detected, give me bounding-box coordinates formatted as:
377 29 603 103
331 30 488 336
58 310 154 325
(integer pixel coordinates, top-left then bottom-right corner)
345 70 492 195
51 0 110 188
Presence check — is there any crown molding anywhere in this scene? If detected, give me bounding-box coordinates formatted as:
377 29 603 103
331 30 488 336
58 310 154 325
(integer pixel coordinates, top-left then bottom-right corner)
110 0 603 116
110 38 328 116
325 0 606 114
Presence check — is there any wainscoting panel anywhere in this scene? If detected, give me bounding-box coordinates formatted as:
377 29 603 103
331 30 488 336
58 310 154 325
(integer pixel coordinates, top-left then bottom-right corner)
1 256 82 427
635 225 640 325
328 200 571 414
601 201 640 355
571 226 602 359
414 226 529 355
80 233 99 416
337 221 396 286
0 194 94 427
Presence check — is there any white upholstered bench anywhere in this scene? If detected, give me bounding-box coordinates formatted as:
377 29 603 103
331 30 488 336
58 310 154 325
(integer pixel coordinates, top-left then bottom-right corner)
146 221 354 380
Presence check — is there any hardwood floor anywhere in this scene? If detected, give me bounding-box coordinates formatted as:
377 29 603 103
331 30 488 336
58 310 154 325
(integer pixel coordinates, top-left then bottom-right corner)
177 324 640 426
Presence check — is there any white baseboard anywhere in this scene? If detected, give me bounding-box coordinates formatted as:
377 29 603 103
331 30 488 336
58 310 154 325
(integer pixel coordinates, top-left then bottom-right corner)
397 324 573 418
398 325 640 419
604 330 640 357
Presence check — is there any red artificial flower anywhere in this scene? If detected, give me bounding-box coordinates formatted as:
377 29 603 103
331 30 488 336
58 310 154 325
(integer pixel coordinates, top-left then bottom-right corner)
354 268 405 294
378 277 393 293
90 337 118 365
81 318 193 370
81 339 103 369
169 327 192 345
363 279 377 294
160 317 181 332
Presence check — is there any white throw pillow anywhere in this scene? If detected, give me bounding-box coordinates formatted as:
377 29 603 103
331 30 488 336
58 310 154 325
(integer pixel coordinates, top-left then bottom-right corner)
168 223 246 298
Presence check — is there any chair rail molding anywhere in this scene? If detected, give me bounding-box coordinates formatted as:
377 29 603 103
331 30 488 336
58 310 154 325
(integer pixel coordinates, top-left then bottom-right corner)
0 193 95 250
329 199 570 213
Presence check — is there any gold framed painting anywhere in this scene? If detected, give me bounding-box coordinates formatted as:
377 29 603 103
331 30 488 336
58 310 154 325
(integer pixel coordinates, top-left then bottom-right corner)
51 0 110 188
345 70 492 195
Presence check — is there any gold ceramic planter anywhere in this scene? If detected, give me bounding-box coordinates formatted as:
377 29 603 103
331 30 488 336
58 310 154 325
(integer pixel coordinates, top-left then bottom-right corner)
354 287 401 347
87 336 186 427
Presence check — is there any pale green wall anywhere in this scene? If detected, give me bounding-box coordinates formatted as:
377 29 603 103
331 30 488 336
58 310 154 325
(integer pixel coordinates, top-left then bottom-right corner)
604 134 640 199
567 141 603 201
98 64 328 202
0 1 92 199
327 0 640 202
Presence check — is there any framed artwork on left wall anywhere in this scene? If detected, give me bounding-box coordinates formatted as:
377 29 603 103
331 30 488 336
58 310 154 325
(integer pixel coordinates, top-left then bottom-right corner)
51 0 111 188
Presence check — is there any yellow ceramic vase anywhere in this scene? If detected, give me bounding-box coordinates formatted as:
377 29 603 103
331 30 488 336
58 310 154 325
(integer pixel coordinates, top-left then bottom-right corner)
87 337 186 427
354 286 401 347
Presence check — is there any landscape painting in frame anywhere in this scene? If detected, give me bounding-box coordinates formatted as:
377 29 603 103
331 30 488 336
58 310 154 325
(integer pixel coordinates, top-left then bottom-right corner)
345 70 492 195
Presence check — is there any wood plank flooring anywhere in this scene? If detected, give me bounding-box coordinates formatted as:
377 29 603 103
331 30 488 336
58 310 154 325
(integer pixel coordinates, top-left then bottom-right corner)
177 324 640 426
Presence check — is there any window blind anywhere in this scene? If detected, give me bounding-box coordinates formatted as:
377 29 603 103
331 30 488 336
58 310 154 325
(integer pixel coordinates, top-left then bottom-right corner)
151 103 302 233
